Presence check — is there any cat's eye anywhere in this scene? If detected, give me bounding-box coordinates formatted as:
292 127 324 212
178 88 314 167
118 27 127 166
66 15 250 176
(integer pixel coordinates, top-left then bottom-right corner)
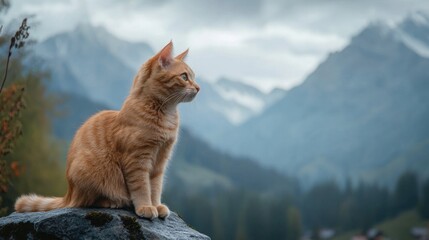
180 73 188 81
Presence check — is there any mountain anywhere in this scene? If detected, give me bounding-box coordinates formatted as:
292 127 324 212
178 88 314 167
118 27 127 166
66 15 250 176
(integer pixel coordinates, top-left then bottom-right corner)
396 11 429 58
213 14 429 187
34 24 154 108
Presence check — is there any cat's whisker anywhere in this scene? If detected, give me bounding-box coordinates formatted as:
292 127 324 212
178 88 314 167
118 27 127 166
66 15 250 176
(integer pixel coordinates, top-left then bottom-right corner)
159 92 181 110
173 93 187 106
159 91 186 110
163 92 182 104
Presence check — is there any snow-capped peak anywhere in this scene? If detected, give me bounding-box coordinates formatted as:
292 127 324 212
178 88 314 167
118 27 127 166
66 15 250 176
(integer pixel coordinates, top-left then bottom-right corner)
396 29 429 58
396 12 429 58
209 78 286 124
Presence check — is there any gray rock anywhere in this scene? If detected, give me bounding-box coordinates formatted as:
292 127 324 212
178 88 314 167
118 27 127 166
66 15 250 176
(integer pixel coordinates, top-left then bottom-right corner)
0 208 210 240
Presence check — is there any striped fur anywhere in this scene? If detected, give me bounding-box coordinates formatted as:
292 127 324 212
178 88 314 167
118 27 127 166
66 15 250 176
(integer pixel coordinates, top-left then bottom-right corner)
15 195 65 212
14 42 199 219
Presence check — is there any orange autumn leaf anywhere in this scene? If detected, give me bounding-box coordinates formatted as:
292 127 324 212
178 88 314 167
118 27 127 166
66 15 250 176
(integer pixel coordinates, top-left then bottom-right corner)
10 161 20 177
1 121 7 132
0 184 7 193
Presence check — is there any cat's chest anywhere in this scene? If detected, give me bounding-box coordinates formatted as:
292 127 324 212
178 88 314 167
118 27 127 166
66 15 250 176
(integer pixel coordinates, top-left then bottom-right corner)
161 112 179 130
126 125 177 150
159 114 178 140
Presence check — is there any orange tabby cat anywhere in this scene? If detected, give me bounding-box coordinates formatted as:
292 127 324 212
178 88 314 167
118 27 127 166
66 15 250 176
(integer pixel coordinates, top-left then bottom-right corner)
14 41 199 219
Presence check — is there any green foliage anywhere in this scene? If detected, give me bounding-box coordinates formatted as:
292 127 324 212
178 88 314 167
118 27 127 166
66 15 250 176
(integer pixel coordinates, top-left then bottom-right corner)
377 210 427 240
165 188 300 240
0 17 28 215
0 84 25 216
0 85 24 157
0 34 66 213
299 171 427 238
300 178 402 232
333 210 427 240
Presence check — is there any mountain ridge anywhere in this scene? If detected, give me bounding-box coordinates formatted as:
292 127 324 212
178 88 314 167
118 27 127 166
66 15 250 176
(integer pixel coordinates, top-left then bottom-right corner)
34 24 153 108
210 14 429 187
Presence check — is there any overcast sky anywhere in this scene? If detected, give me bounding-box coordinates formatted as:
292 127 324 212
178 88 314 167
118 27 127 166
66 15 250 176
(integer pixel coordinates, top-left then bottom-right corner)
3 0 429 91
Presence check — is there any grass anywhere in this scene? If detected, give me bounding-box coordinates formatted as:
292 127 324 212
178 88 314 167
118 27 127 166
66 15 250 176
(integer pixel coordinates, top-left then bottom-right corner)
332 210 428 240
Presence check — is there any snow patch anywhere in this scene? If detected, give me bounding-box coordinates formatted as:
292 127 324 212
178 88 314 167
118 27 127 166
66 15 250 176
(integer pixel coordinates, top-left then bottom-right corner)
409 12 429 26
204 79 286 125
213 106 249 125
213 86 265 113
396 30 429 58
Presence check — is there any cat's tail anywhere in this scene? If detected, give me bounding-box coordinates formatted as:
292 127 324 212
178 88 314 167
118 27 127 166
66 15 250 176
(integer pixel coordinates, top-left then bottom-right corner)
14 194 68 212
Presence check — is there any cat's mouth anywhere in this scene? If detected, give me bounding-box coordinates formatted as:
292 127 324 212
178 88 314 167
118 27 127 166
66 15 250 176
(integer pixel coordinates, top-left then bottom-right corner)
182 90 198 103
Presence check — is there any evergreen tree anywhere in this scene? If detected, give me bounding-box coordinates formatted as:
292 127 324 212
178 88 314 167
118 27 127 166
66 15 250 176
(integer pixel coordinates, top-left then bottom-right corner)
419 179 429 219
286 206 301 240
302 181 341 228
393 171 418 214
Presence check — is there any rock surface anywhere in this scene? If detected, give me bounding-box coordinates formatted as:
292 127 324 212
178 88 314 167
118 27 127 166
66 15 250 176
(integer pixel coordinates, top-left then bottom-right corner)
0 208 210 240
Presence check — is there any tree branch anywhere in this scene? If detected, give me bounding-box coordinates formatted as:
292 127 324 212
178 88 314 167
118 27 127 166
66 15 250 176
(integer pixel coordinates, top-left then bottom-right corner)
0 18 30 94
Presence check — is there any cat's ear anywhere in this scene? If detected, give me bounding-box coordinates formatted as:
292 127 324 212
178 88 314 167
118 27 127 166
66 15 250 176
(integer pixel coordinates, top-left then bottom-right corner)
175 48 189 61
157 41 174 68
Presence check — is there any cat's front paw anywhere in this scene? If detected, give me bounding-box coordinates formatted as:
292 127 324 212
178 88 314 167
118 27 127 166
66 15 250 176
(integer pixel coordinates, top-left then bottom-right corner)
136 205 158 219
156 204 170 219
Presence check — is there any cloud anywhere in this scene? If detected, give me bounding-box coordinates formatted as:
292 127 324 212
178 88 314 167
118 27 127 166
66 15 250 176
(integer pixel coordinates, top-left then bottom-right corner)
245 24 346 55
183 23 347 91
3 0 88 39
3 0 429 91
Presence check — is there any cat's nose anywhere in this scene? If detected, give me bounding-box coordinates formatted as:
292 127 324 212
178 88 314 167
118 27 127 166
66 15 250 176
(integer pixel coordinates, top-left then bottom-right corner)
195 85 200 92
